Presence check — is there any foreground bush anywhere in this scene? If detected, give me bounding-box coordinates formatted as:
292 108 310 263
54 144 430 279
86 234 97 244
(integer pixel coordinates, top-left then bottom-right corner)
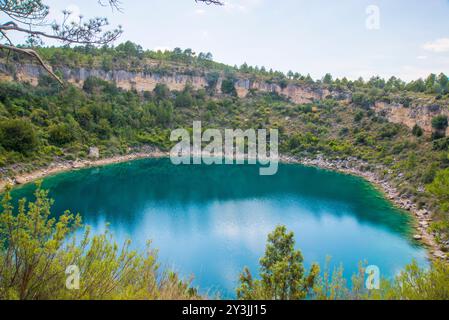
0 184 199 300
236 226 319 300
238 226 449 300
2 187 448 300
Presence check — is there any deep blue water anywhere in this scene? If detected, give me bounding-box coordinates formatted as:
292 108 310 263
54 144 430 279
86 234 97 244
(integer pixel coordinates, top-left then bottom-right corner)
9 158 428 298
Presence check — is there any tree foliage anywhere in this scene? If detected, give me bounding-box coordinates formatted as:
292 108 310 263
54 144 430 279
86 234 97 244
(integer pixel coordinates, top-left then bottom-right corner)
432 115 448 131
387 260 449 300
238 227 449 301
221 78 237 96
0 118 37 153
412 124 424 137
428 168 449 212
0 185 199 300
237 226 319 300
48 123 75 146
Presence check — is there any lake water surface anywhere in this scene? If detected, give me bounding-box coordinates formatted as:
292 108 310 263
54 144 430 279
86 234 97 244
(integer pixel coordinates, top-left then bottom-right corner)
9 158 428 298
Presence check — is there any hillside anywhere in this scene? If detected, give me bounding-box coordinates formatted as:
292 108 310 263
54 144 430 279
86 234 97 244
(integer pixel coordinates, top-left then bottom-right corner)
0 43 449 257
1 44 448 135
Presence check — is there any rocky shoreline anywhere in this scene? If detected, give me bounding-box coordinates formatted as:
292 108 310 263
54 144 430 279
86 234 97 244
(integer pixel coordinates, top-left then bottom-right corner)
280 154 447 261
1 151 446 260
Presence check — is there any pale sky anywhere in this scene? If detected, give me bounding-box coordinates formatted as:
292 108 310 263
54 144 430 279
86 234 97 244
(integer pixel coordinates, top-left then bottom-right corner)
25 0 449 81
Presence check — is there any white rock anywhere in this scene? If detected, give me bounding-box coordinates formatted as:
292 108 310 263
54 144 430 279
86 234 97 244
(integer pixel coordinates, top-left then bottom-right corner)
433 251 447 259
89 147 100 159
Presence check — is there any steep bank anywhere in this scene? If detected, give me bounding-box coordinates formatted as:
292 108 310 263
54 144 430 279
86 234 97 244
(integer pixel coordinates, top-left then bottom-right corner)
375 101 449 136
0 62 342 105
1 60 448 138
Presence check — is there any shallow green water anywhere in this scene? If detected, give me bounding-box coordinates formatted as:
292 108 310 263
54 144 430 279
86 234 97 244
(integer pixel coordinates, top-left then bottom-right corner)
9 158 428 298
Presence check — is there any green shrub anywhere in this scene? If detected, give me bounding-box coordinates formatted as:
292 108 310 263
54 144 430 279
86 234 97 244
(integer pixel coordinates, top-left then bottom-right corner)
412 124 424 137
428 168 449 211
175 87 194 108
0 119 38 154
354 111 364 122
433 137 449 151
48 124 76 146
432 115 448 131
0 186 200 300
221 79 237 96
237 226 319 300
153 83 171 101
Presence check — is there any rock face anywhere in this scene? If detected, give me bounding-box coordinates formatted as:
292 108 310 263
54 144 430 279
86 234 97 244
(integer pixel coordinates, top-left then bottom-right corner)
374 101 449 136
233 77 336 104
0 62 347 105
1 62 448 135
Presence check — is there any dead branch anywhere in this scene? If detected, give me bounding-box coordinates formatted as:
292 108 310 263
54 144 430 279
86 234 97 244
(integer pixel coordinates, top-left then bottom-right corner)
0 43 63 85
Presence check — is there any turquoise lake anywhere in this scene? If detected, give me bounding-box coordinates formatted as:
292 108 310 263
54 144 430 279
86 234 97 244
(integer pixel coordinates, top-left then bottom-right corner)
9 158 428 298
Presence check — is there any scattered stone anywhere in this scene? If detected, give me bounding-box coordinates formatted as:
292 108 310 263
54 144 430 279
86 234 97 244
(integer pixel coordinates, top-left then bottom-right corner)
433 250 447 259
413 235 423 241
72 162 84 169
419 221 429 228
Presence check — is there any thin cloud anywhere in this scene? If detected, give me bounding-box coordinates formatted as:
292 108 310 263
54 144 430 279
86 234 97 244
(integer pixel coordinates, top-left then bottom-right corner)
423 38 449 53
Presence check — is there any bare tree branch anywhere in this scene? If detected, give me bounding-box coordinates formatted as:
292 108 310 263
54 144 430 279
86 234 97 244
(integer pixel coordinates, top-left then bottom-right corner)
0 0 49 26
196 0 224 5
98 0 123 12
0 20 122 45
0 0 223 85
0 43 63 85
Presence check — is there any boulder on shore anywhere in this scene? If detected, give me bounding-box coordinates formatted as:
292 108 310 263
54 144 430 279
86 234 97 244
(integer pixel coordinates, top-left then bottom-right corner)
89 147 100 159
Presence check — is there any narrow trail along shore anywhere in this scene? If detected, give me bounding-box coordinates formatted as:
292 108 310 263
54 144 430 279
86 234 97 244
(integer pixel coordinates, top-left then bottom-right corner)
1 152 447 261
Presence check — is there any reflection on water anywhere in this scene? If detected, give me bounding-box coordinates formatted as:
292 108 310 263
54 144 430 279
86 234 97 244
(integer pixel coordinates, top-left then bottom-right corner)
10 158 428 298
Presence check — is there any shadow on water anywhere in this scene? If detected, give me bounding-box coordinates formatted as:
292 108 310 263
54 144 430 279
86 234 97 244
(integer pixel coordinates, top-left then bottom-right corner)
9 158 413 237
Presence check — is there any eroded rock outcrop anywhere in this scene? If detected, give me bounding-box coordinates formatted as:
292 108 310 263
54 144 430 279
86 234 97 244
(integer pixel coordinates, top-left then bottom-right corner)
0 62 344 105
374 101 449 136
1 62 448 136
